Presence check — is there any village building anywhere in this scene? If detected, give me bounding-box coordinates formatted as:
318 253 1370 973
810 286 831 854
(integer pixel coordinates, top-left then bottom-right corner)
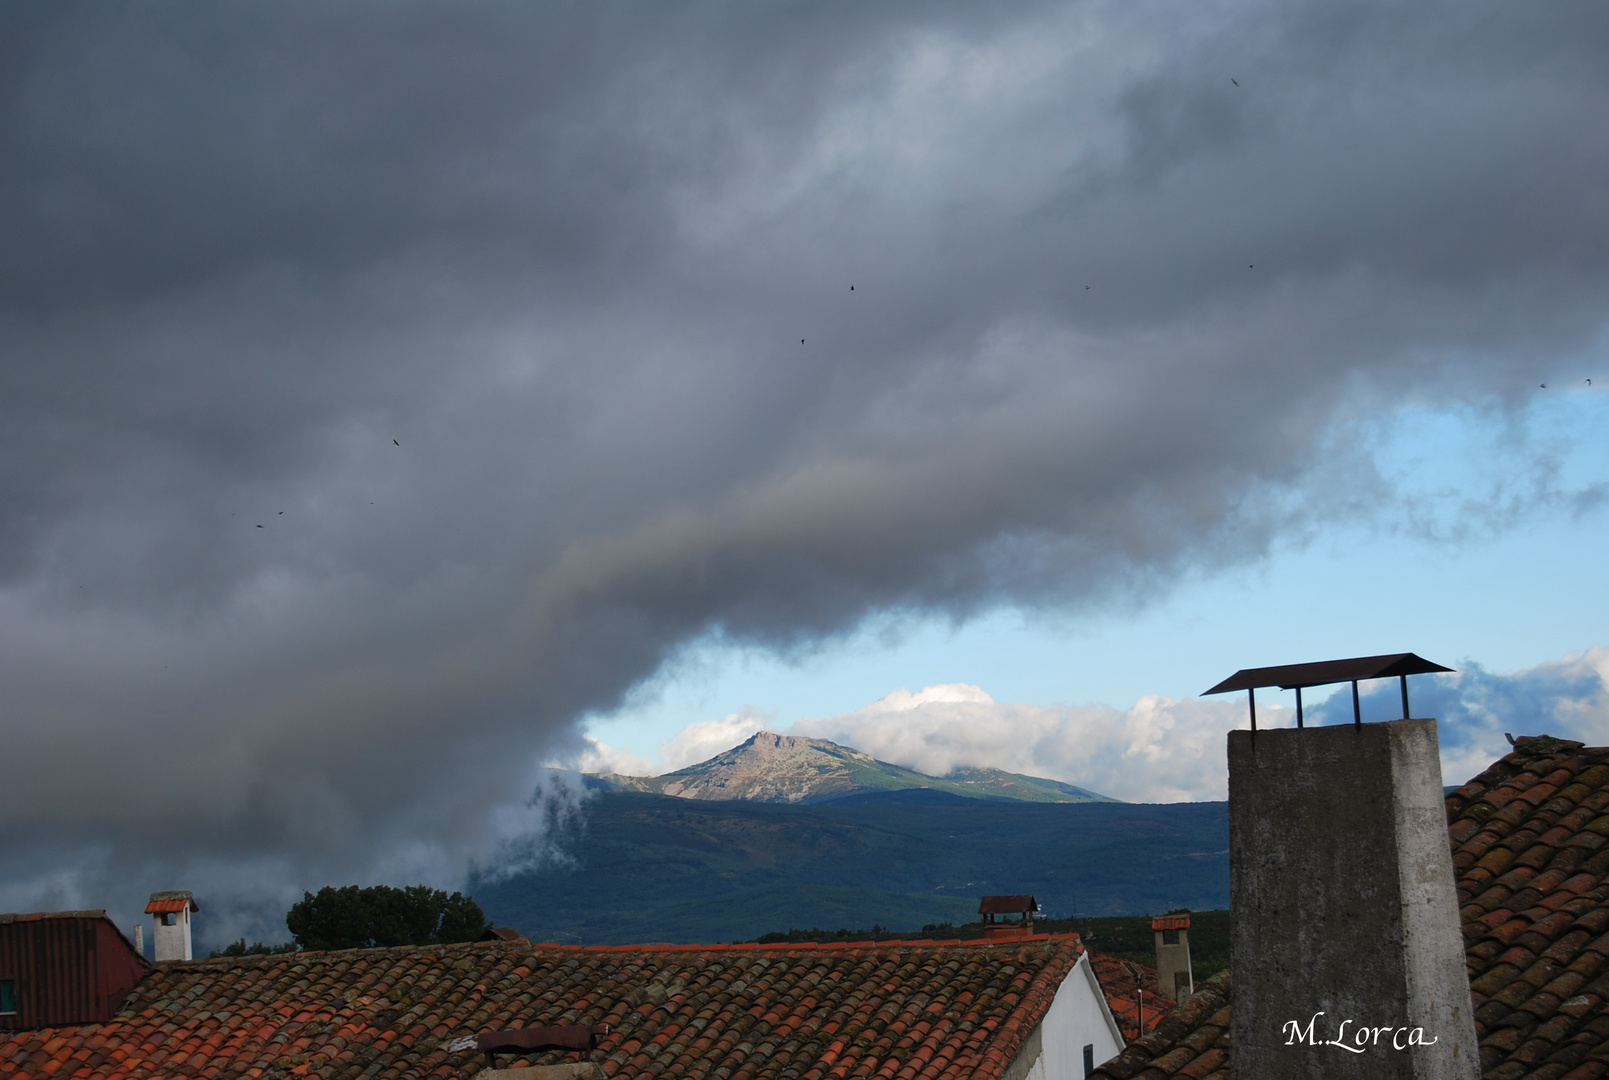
0 915 1172 1079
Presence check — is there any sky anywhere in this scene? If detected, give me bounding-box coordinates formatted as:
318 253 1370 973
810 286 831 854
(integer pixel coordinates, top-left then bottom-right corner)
3 1 1608 948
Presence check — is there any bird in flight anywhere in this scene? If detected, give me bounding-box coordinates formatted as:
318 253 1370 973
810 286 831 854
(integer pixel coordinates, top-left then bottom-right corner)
1541 383 1548 389
1588 378 1594 386
850 285 855 291
1231 78 1239 87
256 524 264 528
1085 285 1091 290
801 339 805 344
393 439 400 446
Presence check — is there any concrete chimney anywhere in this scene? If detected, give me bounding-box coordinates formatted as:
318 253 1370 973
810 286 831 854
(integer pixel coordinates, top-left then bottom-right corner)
145 891 197 962
1151 914 1193 1004
1228 718 1478 1078
132 923 144 959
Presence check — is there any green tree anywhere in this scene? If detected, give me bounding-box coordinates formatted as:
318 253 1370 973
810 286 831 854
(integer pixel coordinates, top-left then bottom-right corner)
209 938 299 958
285 885 490 951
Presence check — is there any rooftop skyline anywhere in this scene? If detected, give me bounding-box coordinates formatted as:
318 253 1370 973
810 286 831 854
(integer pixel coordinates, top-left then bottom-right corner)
2 1 1607 946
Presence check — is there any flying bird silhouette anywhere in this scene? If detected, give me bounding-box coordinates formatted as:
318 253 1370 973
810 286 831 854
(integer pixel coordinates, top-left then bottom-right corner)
256 524 264 528
1588 378 1594 386
1085 285 1091 290
1541 383 1548 389
850 285 855 291
393 439 399 446
801 339 805 344
1231 78 1239 86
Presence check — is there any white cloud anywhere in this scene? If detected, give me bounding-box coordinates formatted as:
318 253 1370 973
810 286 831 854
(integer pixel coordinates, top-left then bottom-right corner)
573 706 773 776
790 683 1259 802
604 648 1609 803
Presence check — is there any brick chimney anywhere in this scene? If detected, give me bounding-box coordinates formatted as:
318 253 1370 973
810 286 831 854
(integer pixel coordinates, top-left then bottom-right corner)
145 892 197 962
1151 914 1193 1004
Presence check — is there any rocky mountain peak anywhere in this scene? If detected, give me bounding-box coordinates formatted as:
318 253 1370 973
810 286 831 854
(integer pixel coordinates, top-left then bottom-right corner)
590 731 1115 806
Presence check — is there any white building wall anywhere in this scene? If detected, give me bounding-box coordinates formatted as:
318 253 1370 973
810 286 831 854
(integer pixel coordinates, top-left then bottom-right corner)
1012 952 1127 1080
153 907 192 961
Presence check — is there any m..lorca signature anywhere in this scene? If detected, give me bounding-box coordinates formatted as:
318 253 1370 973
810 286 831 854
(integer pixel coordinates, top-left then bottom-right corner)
1282 1012 1439 1053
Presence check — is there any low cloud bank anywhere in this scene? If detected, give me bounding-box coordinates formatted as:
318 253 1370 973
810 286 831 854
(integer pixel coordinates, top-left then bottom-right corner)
584 649 1609 803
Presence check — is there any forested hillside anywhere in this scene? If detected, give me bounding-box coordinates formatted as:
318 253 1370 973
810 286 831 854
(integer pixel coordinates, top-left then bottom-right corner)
473 792 1228 944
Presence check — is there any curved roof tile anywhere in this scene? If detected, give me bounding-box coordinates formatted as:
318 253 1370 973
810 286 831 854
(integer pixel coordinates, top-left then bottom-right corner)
0 935 1087 1079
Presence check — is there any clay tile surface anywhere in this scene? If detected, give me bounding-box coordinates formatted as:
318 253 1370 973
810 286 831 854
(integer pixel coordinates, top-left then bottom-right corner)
1093 735 1609 1080
1088 954 1175 1042
0 934 1085 1080
143 892 198 915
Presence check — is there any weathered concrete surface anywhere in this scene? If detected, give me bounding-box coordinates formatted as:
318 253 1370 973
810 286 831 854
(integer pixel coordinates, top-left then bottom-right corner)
1228 719 1478 1079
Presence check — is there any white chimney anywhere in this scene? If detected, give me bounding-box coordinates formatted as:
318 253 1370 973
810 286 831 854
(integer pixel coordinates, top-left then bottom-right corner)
145 891 197 961
133 923 144 958
1152 914 1193 1004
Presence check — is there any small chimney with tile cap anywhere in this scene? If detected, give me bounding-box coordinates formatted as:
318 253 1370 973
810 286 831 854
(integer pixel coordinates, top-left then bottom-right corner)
978 895 1037 939
145 891 197 962
1151 914 1193 1004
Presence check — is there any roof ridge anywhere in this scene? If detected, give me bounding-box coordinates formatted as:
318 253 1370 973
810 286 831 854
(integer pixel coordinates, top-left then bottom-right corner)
517 935 1081 954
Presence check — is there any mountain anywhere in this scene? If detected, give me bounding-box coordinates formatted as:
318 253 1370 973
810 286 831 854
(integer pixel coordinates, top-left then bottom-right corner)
588 731 1116 804
472 792 1229 944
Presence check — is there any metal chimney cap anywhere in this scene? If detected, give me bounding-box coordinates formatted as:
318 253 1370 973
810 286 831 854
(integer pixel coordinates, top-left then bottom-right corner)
1202 652 1452 695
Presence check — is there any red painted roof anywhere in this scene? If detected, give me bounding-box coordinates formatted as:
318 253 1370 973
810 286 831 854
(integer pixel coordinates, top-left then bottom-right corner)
1149 915 1189 932
0 911 148 1030
1092 734 1609 1080
0 934 1089 1079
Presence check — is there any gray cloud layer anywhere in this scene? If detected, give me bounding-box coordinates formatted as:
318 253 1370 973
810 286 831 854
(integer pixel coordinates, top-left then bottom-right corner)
3 1 1608 943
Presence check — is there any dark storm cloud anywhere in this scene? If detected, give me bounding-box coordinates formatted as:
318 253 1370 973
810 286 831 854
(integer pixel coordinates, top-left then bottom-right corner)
2 1 1608 943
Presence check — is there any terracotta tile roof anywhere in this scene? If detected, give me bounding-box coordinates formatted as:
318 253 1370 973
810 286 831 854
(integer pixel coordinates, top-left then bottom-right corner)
1091 734 1609 1080
1150 915 1189 932
1086 969 1230 1080
144 892 197 915
1087 954 1175 1042
0 933 1088 1079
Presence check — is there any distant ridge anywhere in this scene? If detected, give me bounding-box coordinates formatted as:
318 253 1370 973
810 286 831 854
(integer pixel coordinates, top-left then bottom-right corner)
588 731 1117 804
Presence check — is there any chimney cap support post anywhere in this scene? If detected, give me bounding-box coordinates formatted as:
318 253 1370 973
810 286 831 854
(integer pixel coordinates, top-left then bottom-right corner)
1204 652 1451 731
